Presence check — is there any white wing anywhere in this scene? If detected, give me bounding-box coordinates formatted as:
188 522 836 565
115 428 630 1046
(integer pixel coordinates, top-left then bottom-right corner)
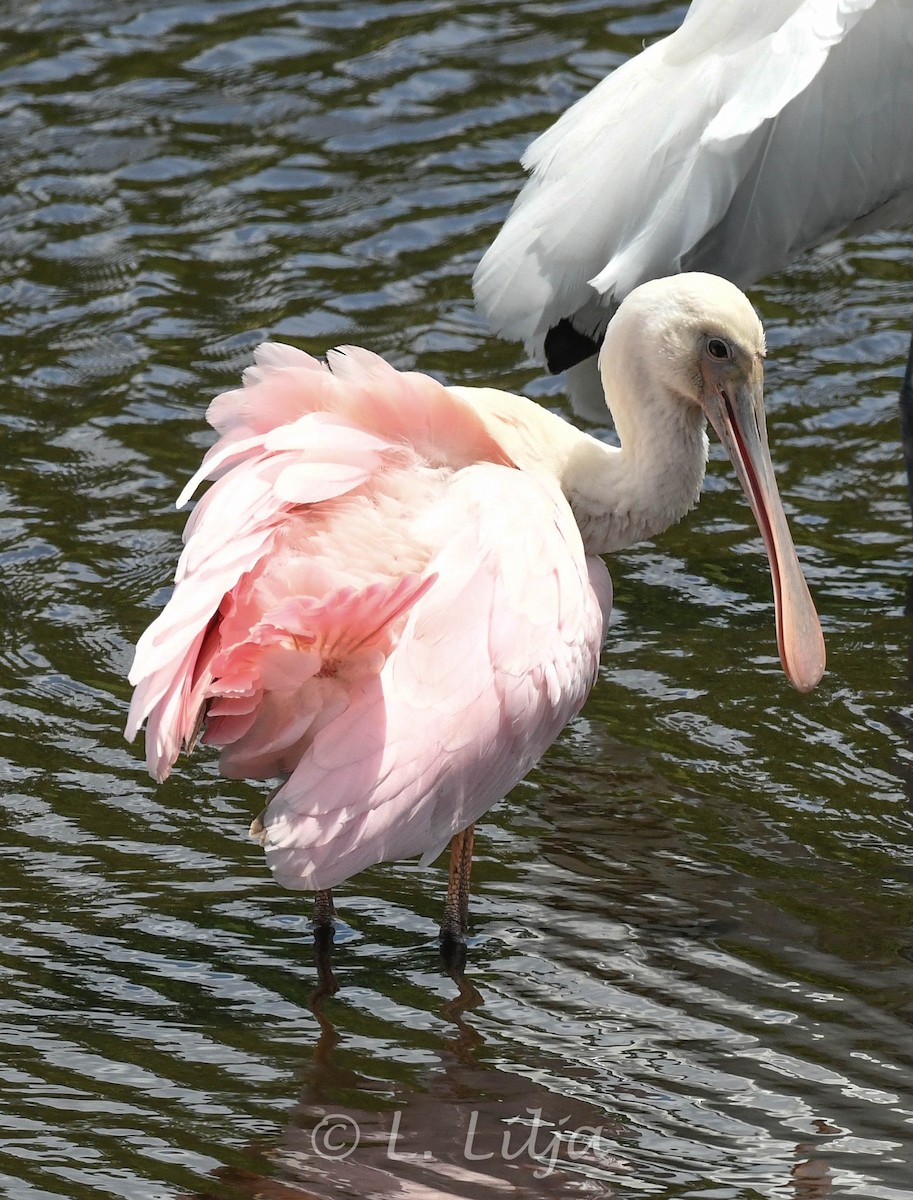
474 0 913 362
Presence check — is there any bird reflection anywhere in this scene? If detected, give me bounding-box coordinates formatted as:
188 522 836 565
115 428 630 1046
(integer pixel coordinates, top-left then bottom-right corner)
178 978 632 1199
791 1145 834 1198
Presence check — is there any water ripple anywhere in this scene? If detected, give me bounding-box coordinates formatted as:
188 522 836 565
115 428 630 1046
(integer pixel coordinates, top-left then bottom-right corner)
1 0 912 1197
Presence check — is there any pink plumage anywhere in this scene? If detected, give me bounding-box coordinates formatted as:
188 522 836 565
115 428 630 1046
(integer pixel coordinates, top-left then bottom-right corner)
126 342 611 891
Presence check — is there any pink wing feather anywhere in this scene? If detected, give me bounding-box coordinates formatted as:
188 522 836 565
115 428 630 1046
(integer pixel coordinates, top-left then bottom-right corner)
126 344 611 889
259 463 610 890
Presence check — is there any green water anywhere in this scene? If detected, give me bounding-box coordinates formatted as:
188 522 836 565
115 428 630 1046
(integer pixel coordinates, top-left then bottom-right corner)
2 2 913 1197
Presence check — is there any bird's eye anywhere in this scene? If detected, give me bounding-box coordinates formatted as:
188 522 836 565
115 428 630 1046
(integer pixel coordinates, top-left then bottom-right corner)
707 338 731 360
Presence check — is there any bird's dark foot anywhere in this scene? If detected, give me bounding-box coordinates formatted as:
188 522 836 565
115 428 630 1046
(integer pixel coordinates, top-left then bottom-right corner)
310 889 339 1008
440 824 474 979
313 922 339 1000
439 927 468 978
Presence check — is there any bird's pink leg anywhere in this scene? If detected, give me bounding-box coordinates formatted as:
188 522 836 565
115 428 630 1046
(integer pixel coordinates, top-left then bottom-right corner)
310 888 338 1006
440 824 475 973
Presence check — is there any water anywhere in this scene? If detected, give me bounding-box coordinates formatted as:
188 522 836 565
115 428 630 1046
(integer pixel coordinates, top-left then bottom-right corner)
2 1 913 1196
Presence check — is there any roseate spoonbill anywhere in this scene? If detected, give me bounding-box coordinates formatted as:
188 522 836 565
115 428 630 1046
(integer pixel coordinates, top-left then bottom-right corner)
473 0 913 475
126 273 825 968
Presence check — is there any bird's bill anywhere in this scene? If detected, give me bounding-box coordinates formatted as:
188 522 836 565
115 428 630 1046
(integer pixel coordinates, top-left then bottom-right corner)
703 364 825 693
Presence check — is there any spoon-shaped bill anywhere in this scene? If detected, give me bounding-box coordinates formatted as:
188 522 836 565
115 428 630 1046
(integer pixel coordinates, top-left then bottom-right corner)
703 365 825 693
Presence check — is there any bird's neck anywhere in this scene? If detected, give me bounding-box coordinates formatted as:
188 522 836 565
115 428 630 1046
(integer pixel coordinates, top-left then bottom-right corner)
564 379 709 556
450 372 709 558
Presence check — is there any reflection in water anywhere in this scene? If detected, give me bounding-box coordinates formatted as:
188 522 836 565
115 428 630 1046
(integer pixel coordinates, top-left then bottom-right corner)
180 979 858 1200
1 0 913 1198
230 1004 636 1199
792 1142 835 1199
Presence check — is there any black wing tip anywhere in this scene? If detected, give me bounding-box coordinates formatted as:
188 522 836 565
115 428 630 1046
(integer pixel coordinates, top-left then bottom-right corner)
544 320 601 374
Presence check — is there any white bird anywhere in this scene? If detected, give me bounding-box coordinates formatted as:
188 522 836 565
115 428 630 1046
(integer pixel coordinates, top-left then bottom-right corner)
474 0 913 421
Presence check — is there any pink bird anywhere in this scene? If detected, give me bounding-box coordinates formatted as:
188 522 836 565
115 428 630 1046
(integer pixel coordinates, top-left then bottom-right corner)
126 273 825 969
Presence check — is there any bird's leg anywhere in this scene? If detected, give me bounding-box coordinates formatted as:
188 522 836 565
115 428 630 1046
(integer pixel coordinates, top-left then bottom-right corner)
899 330 913 526
440 824 475 974
314 888 335 931
310 888 339 1006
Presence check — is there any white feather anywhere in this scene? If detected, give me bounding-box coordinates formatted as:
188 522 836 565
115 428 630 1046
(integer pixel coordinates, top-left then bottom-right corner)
474 0 913 363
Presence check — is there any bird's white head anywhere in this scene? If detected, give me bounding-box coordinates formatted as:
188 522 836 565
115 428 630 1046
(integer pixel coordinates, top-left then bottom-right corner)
601 272 825 694
601 272 766 405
